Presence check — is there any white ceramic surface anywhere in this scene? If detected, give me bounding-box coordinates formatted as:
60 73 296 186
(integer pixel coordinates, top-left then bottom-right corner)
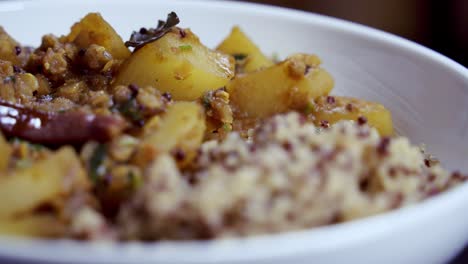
0 0 467 263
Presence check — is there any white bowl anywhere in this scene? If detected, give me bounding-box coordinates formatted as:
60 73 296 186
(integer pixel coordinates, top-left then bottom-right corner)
0 0 467 263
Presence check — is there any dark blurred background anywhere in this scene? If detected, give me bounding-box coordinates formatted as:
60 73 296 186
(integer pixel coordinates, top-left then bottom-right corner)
239 0 468 67
239 0 467 263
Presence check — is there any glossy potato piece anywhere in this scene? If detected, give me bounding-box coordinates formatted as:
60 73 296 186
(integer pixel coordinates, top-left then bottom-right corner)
114 29 235 101
136 102 206 165
0 27 28 67
0 147 89 218
312 96 394 136
62 13 130 60
217 26 273 72
0 214 65 237
0 133 11 172
227 54 334 119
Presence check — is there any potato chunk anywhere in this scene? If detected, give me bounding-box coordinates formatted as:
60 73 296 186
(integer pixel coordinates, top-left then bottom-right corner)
312 96 394 136
0 214 65 237
62 13 130 60
227 53 334 119
0 27 29 66
0 147 89 218
0 133 11 172
114 29 235 101
136 101 206 166
217 26 273 72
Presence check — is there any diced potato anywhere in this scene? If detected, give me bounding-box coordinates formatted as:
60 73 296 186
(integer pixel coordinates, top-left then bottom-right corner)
312 96 394 136
0 133 11 172
217 26 273 72
227 53 334 119
0 147 89 218
136 101 206 166
0 27 28 66
0 214 65 237
62 13 130 60
114 28 235 101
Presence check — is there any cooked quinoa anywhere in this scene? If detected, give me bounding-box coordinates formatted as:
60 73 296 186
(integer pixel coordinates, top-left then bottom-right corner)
116 113 465 240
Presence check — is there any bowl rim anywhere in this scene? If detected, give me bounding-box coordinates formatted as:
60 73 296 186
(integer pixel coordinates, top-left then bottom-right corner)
0 0 467 263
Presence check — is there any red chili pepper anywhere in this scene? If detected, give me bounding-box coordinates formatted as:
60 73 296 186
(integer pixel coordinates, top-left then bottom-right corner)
0 100 126 145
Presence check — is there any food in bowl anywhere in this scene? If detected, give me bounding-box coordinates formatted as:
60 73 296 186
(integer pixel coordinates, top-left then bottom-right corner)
0 12 465 240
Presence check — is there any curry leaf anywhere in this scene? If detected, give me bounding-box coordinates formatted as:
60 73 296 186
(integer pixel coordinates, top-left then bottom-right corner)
125 12 180 51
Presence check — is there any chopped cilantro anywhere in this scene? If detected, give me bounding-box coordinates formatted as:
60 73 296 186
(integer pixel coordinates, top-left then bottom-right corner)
118 98 143 123
179 45 192 51
89 144 107 183
30 143 44 151
222 123 232 132
3 75 16 84
202 93 212 109
303 101 316 115
8 137 44 151
127 171 142 190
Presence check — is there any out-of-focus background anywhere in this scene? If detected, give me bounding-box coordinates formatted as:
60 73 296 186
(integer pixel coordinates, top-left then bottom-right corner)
239 0 468 67
239 1 468 262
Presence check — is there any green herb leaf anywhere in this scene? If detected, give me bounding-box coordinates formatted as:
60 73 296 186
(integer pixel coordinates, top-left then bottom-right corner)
3 75 16 84
125 12 180 51
8 137 44 151
303 100 316 115
9 137 21 144
127 171 142 190
178 45 192 51
118 98 143 123
222 123 232 132
30 143 44 151
202 93 212 109
89 144 107 183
